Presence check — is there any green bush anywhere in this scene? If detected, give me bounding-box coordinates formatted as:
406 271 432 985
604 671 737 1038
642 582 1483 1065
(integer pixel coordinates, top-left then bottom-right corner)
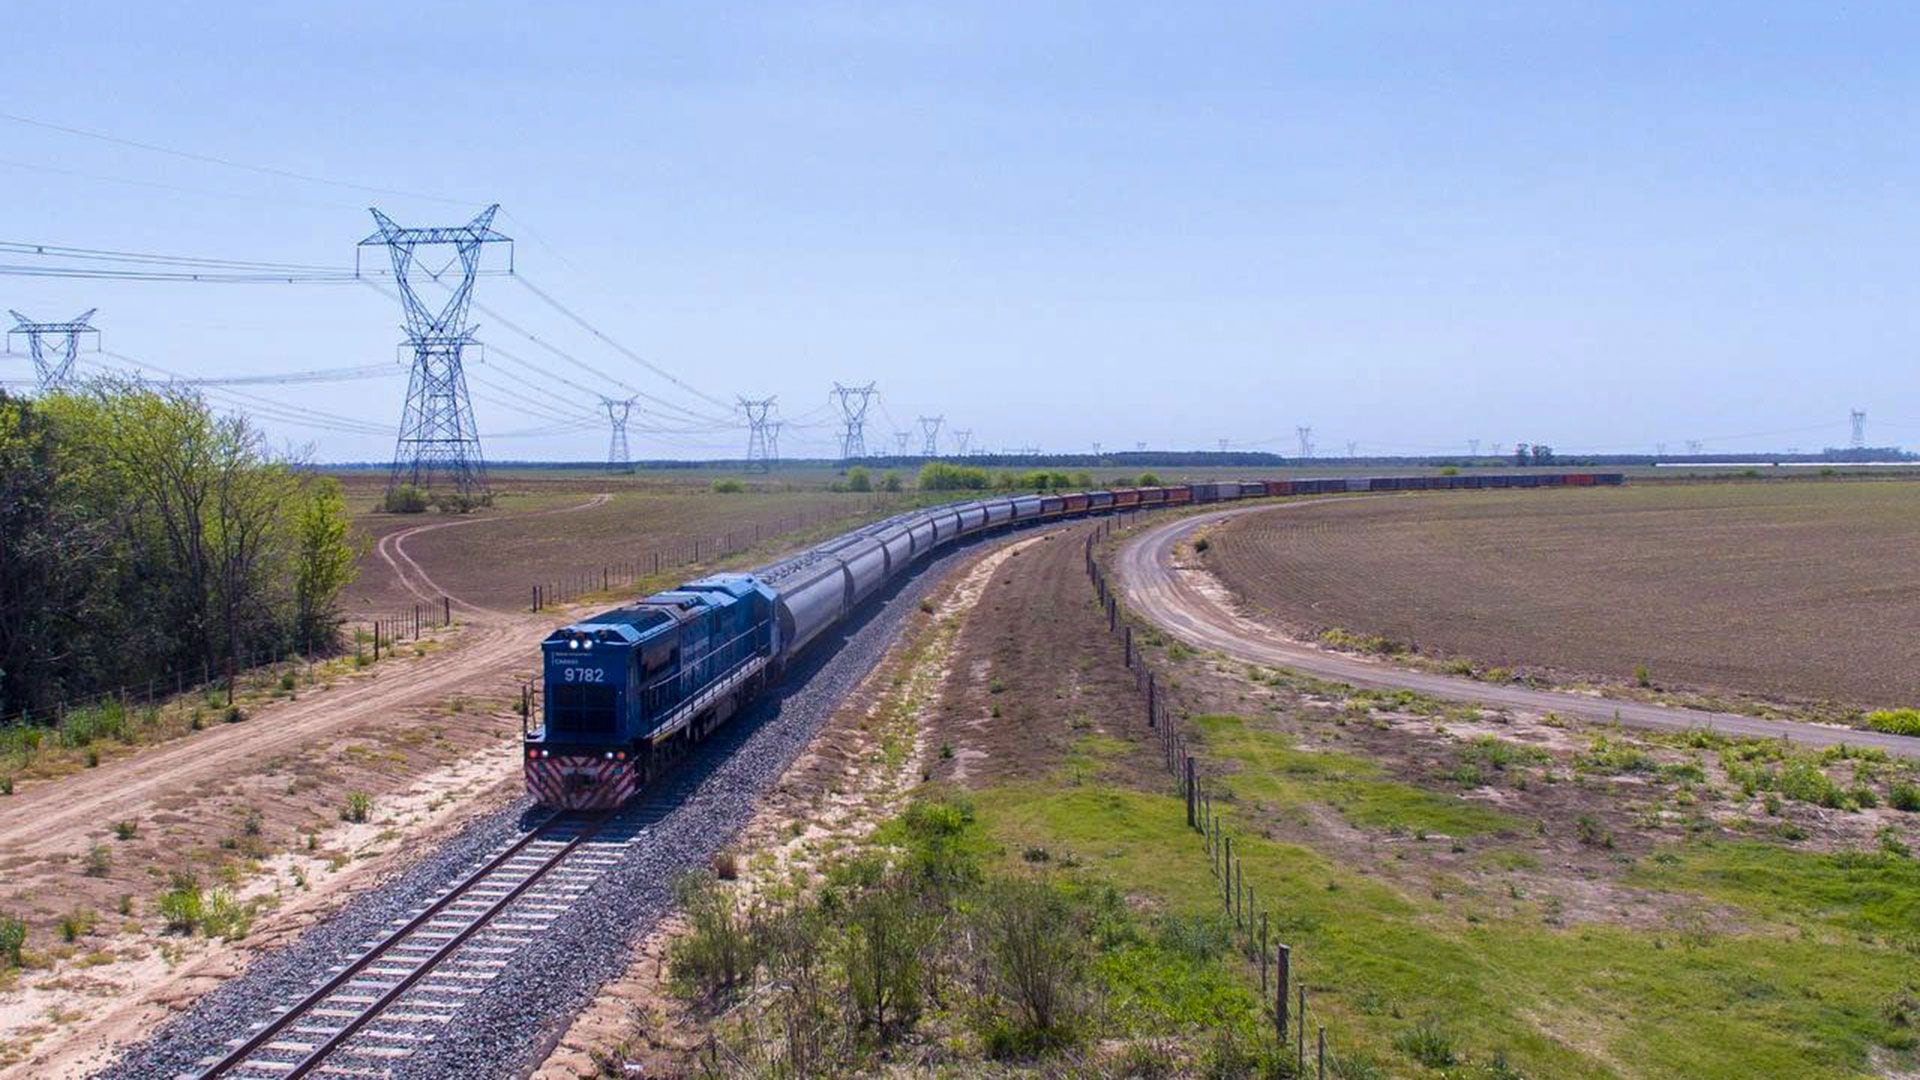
159 872 203 934
710 478 746 494
1865 709 1920 737
1137 472 1163 487
342 791 372 823
1889 782 1920 813
383 483 429 513
57 909 95 943
0 914 24 967
881 470 903 492
84 843 112 877
668 872 756 998
918 461 993 491
845 466 872 492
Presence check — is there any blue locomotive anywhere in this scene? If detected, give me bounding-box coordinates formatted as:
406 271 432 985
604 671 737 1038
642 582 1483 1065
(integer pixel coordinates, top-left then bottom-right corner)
524 471 1623 807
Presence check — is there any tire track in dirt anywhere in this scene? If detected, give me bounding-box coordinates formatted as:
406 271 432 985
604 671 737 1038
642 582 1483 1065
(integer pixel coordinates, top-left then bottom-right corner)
375 493 613 614
1117 505 1920 759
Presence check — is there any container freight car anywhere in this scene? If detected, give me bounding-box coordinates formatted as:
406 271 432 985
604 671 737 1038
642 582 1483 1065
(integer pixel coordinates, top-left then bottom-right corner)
525 470 1625 807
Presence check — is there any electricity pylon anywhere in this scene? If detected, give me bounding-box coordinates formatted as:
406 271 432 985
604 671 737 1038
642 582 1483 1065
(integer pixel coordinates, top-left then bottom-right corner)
1297 427 1315 458
918 415 944 458
831 382 876 460
359 205 511 500
7 309 98 389
766 420 783 465
952 429 973 456
1851 409 1867 449
602 396 636 473
740 396 776 471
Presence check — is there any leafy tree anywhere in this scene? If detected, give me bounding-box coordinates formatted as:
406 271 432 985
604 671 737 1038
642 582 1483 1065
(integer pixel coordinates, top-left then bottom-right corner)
845 466 872 492
293 478 360 651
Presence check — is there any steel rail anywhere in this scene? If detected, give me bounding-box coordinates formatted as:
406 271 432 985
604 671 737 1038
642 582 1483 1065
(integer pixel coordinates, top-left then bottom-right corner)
194 809 608 1078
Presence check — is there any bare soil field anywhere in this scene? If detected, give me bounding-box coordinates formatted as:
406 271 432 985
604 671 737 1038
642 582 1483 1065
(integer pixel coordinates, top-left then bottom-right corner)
1204 480 1920 710
336 470 899 614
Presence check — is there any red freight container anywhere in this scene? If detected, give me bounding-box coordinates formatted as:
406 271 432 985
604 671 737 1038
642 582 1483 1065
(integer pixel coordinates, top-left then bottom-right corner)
1166 486 1193 504
1061 493 1091 513
1113 488 1143 508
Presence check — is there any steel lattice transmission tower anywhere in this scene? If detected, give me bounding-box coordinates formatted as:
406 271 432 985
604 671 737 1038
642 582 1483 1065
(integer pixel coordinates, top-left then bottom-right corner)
740 396 777 471
831 382 876 460
766 421 783 465
918 415 944 458
1297 426 1315 459
1850 409 1867 449
894 430 912 455
952 429 973 456
7 309 98 390
360 205 511 500
602 397 637 473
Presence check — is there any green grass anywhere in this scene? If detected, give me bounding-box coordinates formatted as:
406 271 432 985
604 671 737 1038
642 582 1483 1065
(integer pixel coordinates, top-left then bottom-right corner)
974 782 1920 1078
1631 840 1920 940
1190 714 1519 837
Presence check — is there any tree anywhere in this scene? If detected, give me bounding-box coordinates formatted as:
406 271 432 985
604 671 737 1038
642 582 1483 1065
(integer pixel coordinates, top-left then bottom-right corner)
845 466 873 492
293 477 359 653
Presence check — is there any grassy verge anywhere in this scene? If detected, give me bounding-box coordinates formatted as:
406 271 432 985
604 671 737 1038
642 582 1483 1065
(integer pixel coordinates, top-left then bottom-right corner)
977 772 1919 1079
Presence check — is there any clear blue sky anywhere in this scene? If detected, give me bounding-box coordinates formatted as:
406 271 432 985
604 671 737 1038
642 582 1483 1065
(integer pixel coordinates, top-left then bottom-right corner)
4 2 1917 461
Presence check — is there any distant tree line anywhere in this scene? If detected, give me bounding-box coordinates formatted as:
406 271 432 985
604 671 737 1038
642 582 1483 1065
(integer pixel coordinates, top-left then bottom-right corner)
0 383 360 720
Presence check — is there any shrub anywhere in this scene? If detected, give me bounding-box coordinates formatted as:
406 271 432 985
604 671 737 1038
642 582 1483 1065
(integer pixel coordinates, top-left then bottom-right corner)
159 873 203 934
279 672 297 692
342 791 372 823
668 873 755 998
918 461 992 491
0 776 11 796
242 807 263 837
57 909 95 943
1192 536 1211 554
712 850 740 880
112 820 138 841
382 484 429 513
84 843 112 877
844 466 872 492
201 889 253 940
224 705 246 724
1394 1019 1459 1067
1889 782 1920 813
1439 465 1460 476
881 470 903 492
1866 709 1920 737
1635 663 1652 688
0 915 24 967
710 478 746 494
1136 472 1162 487
843 874 931 1036
1575 815 1613 848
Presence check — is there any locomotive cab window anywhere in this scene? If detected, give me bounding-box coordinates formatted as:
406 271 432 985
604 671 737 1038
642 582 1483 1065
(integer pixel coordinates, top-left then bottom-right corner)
550 683 616 736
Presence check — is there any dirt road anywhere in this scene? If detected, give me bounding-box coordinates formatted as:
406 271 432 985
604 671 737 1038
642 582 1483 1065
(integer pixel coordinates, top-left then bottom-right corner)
1116 505 1920 759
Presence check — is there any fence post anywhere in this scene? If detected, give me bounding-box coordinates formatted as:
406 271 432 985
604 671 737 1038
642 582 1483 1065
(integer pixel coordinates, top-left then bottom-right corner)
1223 836 1233 911
1260 914 1270 997
1318 1027 1326 1080
533 585 539 612
1124 625 1132 668
1298 985 1307 1074
444 596 451 625
1185 756 1196 829
1278 944 1290 1042
654 551 660 574
1146 674 1156 728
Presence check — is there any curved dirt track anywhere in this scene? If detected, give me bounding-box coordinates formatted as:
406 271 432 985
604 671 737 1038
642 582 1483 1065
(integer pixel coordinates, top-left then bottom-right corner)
376 493 613 614
1117 504 1920 759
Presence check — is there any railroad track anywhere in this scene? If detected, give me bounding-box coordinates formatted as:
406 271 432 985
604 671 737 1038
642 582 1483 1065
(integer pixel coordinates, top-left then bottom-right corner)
188 802 661 1080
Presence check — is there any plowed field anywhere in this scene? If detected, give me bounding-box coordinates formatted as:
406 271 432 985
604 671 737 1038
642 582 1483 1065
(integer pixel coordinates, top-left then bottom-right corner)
1205 481 1920 709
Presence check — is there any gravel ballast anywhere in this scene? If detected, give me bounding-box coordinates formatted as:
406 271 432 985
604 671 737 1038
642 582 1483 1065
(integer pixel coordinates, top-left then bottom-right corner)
103 538 993 1080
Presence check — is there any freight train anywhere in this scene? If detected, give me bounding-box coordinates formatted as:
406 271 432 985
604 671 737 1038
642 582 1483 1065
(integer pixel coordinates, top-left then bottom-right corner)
524 471 1624 807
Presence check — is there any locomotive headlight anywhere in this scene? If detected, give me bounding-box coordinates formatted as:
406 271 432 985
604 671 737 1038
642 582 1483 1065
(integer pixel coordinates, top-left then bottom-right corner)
584 640 594 650
568 638 579 650
604 751 614 760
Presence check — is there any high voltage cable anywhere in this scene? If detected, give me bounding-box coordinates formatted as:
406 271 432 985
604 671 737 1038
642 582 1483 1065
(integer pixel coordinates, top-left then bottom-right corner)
87 353 392 435
0 111 475 208
0 239 349 274
512 275 734 412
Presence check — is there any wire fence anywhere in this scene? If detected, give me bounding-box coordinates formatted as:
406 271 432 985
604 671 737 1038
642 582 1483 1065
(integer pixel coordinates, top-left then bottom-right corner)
1084 513 1342 1078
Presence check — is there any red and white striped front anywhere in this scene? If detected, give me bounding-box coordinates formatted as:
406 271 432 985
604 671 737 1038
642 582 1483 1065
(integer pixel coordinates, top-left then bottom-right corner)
525 754 637 810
